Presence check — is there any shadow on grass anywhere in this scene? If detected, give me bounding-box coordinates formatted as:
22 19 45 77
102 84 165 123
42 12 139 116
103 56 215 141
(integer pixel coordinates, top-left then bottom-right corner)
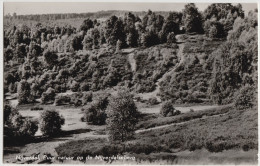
4 128 92 148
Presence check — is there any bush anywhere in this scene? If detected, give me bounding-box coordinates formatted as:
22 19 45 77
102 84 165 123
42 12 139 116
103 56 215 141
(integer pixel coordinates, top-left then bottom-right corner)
18 118 38 138
82 96 109 125
70 92 83 106
54 96 71 106
147 97 159 105
41 87 56 104
39 109 65 136
4 104 14 124
160 101 180 117
82 92 93 105
167 32 176 44
31 106 44 111
5 105 38 139
70 81 80 92
80 83 90 92
235 85 256 110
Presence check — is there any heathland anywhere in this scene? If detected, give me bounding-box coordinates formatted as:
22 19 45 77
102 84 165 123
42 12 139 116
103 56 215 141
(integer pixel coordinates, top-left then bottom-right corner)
3 3 258 164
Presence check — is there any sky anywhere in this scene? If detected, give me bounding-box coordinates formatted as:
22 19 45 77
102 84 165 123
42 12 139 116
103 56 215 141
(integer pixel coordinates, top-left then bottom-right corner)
3 2 258 16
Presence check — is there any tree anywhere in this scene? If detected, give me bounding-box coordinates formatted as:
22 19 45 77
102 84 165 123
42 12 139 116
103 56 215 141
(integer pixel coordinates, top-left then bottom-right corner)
71 35 83 51
159 21 179 43
17 80 33 104
124 12 139 47
182 3 204 33
106 89 139 142
105 16 126 46
80 18 94 32
5 104 38 138
203 20 225 38
43 50 58 67
82 96 109 125
39 109 65 136
141 31 160 47
235 85 256 110
56 69 69 89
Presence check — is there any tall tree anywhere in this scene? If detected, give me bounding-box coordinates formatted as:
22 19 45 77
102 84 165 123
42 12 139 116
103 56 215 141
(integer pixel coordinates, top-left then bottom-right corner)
106 89 139 142
182 3 204 33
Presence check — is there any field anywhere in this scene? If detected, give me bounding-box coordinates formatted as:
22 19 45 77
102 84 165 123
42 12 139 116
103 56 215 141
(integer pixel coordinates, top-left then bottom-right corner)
3 97 258 164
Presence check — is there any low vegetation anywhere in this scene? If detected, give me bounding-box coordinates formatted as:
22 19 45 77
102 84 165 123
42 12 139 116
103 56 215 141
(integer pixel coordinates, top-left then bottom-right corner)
56 106 257 161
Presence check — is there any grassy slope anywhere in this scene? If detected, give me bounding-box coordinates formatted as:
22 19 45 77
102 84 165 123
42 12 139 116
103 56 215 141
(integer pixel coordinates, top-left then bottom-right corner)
55 105 257 164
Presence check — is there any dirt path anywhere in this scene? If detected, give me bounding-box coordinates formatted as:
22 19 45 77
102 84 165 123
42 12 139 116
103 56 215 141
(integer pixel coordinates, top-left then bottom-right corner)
128 52 136 72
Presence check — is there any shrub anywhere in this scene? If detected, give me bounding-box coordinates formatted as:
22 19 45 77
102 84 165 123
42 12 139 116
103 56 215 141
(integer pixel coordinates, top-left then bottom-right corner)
160 101 180 117
54 96 71 106
18 118 38 138
82 96 109 125
82 92 93 105
147 97 159 105
5 106 38 139
39 109 65 136
235 85 256 110
80 82 90 92
31 106 44 111
70 92 83 106
41 87 56 104
4 103 14 124
70 81 80 92
167 32 176 44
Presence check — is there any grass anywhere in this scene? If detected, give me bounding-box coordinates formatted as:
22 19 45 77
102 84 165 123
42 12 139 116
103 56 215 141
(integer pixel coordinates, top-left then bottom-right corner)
136 105 232 129
55 105 257 163
136 106 258 153
55 138 169 161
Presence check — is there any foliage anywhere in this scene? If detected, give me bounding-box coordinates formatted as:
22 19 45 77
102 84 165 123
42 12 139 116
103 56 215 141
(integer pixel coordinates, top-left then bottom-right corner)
106 89 139 142
160 101 180 117
43 50 58 67
147 97 159 105
39 109 65 136
41 87 56 104
17 80 34 104
234 85 256 110
182 3 203 33
82 95 109 125
54 95 71 106
209 10 257 104
4 103 38 138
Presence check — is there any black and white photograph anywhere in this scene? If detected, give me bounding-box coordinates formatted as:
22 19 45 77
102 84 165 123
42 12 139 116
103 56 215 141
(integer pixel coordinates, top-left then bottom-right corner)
2 1 259 165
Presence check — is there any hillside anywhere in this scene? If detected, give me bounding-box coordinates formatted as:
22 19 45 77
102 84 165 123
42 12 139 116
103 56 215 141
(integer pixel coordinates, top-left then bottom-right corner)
3 3 258 165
